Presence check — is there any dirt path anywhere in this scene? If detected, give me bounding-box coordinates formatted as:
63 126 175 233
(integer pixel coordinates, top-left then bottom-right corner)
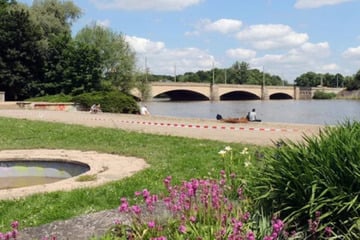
0 109 324 146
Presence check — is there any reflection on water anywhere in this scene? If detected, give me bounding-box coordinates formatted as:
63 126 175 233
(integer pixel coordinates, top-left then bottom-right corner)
0 176 63 190
144 99 360 125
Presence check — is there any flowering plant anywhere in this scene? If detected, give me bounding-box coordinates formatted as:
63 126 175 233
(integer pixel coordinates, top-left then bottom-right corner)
108 147 288 240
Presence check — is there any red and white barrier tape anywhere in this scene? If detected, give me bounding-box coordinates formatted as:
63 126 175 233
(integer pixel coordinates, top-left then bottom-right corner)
89 117 299 132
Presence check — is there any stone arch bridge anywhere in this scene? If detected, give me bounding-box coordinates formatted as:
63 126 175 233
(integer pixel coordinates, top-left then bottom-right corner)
131 82 344 101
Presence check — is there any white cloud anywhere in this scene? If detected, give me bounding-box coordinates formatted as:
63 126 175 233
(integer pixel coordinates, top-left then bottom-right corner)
297 42 331 58
321 63 339 71
125 36 215 74
342 46 360 59
246 41 333 80
90 0 204 11
236 24 309 50
187 18 242 36
125 36 165 54
294 0 353 9
201 19 243 34
226 48 256 59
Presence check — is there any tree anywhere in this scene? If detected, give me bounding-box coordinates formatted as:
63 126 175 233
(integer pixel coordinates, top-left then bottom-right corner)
238 61 249 84
75 24 136 93
345 70 360 90
294 72 321 87
0 4 44 100
30 0 81 37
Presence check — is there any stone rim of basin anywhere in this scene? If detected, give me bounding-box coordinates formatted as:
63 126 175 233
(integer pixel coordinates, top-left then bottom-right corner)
0 149 149 200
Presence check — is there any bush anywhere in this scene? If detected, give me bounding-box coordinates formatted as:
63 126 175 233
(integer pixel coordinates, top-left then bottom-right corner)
313 90 336 99
26 93 73 102
71 91 139 114
255 121 360 239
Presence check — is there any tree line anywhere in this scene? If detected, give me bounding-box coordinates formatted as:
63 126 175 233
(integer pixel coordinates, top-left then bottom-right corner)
1 0 359 101
149 62 360 90
0 0 138 101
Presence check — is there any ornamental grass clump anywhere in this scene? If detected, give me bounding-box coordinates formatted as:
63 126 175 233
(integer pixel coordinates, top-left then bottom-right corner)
255 121 360 239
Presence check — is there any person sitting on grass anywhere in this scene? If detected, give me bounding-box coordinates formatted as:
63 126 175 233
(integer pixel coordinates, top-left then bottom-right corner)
90 104 101 114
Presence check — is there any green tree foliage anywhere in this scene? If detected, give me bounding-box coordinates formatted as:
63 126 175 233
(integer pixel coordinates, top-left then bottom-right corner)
75 24 136 93
28 0 85 97
30 0 81 37
63 41 103 95
294 72 320 87
150 61 287 86
238 61 249 84
345 70 360 90
295 72 345 88
0 4 44 100
72 91 139 113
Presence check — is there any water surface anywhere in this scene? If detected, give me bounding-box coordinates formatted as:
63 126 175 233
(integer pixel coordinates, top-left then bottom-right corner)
144 100 360 125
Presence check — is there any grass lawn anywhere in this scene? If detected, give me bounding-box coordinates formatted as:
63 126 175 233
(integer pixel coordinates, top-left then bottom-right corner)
0 117 263 231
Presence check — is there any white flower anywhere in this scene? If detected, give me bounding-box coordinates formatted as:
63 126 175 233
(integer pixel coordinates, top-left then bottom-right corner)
241 147 249 155
225 146 232 151
244 161 251 167
218 150 226 156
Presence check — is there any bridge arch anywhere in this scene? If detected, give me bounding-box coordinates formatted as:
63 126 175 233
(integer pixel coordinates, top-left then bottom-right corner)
269 92 293 100
220 91 260 100
151 82 211 101
154 90 209 101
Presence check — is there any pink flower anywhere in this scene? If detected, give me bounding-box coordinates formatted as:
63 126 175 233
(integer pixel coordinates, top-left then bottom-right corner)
131 205 142 215
148 221 155 228
11 221 18 229
189 216 196 223
178 225 186 234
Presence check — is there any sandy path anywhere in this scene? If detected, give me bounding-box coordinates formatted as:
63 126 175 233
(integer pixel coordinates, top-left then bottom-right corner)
0 109 324 146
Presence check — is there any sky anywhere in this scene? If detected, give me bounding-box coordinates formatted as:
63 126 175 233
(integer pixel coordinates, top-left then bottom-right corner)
19 0 360 83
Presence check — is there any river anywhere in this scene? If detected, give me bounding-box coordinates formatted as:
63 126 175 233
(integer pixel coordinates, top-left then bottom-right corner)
143 99 360 125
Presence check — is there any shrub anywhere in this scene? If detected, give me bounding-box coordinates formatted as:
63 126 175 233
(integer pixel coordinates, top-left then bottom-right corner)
312 90 336 99
71 91 139 113
26 93 73 102
255 121 360 239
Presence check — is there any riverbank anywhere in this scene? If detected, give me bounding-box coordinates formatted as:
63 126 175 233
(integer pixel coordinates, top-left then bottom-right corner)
0 109 324 146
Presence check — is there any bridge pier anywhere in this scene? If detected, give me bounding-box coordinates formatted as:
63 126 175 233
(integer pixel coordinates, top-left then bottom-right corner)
210 84 220 101
261 86 269 100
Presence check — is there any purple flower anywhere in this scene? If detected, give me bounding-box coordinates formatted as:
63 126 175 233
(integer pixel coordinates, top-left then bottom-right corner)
325 226 333 237
10 221 18 230
189 215 196 223
178 225 186 234
131 205 142 215
148 221 155 228
246 231 255 240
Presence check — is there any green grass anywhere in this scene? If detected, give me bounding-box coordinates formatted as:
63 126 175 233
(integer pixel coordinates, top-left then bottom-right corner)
0 117 260 231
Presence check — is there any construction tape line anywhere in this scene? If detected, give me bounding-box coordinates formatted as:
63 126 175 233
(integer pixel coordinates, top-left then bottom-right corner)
89 117 299 132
